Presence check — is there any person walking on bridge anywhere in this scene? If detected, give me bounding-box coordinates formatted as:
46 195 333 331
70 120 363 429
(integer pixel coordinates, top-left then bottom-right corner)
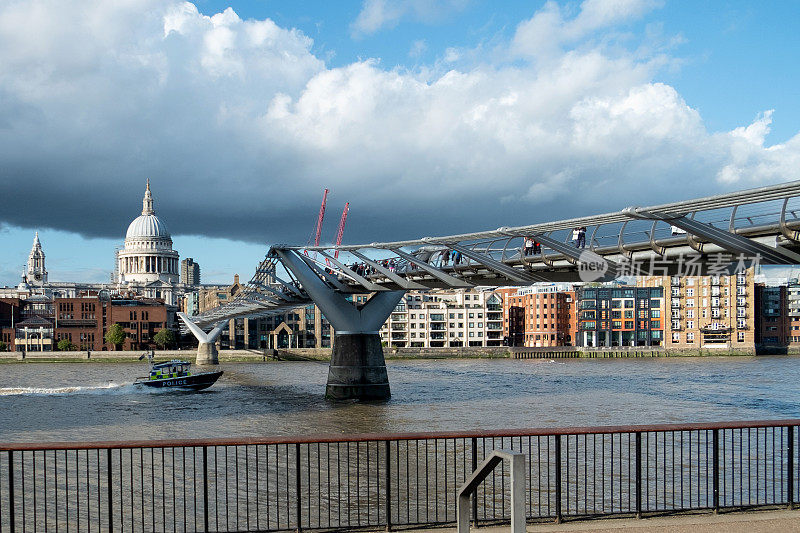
524 237 534 256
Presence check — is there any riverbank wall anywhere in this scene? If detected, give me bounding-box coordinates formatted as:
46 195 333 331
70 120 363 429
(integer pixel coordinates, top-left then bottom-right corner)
0 345 791 362
0 349 270 363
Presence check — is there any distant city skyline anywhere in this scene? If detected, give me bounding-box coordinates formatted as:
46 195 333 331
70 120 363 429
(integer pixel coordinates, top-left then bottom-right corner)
2 0 800 286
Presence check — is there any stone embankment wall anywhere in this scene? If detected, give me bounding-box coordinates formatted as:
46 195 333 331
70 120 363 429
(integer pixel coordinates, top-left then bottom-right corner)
0 345 790 362
0 349 269 362
510 346 759 359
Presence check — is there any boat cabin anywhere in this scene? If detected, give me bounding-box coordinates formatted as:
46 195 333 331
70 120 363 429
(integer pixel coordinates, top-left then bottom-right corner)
149 360 191 380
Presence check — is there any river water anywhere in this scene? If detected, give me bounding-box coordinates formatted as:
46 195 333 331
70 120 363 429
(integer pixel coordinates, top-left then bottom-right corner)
1 357 799 443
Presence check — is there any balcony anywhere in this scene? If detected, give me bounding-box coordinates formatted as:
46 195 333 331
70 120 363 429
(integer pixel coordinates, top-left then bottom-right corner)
57 319 98 327
671 301 681 308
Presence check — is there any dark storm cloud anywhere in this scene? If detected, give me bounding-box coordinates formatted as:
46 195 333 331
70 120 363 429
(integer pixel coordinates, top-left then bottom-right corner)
0 0 797 251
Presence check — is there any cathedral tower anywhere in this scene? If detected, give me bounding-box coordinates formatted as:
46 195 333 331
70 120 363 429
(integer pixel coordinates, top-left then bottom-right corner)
26 232 47 285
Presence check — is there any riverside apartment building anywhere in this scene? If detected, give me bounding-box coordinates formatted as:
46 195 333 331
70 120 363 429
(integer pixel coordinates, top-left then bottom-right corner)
380 289 504 348
637 270 757 350
503 284 578 347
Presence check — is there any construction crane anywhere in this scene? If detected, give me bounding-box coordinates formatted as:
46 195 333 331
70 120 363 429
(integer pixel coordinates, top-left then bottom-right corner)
305 189 328 258
305 189 349 265
334 202 349 259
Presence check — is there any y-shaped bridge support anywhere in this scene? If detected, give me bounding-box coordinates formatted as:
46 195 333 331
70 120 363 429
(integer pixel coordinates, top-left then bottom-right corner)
276 249 405 401
177 312 227 365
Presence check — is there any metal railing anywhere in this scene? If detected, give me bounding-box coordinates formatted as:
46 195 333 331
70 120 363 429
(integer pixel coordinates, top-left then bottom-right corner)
0 420 798 532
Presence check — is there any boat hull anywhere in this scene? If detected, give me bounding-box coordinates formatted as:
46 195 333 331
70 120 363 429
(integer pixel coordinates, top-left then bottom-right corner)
135 371 223 391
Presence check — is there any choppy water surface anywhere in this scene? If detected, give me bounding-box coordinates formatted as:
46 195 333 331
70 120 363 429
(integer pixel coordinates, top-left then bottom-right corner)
1 357 799 442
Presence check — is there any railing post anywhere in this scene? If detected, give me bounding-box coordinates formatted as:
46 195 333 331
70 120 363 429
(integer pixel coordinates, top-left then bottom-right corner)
202 446 209 533
554 434 562 524
295 442 302 532
384 440 392 531
712 429 719 514
107 448 113 533
635 432 642 519
471 437 478 526
789 426 795 510
8 450 14 533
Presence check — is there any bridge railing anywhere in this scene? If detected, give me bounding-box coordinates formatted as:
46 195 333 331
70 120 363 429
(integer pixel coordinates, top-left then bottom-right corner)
1 420 798 532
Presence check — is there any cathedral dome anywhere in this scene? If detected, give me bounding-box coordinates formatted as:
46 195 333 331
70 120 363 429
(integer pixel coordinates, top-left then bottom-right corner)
124 180 171 241
126 214 170 240
117 180 180 288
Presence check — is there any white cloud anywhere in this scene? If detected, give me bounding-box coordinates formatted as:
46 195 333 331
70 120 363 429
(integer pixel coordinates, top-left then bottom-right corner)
511 0 663 60
0 0 798 252
351 0 470 37
409 39 427 58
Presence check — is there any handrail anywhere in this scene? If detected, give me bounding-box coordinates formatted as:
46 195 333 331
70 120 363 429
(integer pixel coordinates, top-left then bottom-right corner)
457 449 525 533
2 418 799 451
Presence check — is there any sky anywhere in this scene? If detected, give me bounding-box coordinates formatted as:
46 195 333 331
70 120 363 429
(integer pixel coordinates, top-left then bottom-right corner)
1 0 799 286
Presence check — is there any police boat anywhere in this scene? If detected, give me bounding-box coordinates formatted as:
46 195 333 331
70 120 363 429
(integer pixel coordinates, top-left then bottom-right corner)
134 356 222 391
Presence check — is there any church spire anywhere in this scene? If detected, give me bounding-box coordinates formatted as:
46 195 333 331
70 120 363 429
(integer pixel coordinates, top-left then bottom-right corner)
142 179 154 215
27 231 47 284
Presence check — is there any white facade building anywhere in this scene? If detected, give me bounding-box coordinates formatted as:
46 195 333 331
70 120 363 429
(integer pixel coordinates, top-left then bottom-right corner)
380 289 504 348
115 181 182 304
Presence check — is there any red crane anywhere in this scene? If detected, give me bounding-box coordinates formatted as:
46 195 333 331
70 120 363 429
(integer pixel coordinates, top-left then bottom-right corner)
334 202 349 259
305 189 328 258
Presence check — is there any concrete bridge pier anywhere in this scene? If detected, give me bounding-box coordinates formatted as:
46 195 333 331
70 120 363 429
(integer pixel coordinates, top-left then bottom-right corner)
276 249 405 401
177 312 227 365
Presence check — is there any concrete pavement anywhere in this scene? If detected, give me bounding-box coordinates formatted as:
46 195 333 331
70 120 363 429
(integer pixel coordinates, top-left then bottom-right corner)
395 508 800 533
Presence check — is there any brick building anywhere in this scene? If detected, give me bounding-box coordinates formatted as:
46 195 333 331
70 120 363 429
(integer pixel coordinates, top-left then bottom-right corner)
0 293 174 352
504 284 578 347
638 270 756 349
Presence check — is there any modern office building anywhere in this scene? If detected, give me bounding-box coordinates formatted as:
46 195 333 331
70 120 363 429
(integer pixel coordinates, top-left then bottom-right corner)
576 285 666 347
181 258 201 286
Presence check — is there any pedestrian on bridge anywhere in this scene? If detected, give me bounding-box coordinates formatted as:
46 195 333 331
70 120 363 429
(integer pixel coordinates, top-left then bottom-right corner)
524 237 534 256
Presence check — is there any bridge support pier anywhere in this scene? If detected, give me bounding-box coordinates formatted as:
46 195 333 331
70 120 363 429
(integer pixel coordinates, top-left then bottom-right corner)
275 249 405 401
177 312 226 365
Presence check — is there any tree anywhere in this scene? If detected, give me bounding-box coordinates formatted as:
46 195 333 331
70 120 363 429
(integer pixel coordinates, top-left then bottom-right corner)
57 339 76 351
153 328 176 349
0 340 6 352
105 323 126 350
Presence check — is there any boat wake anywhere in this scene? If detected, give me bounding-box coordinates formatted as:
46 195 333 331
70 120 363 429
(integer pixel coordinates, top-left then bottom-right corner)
0 383 127 396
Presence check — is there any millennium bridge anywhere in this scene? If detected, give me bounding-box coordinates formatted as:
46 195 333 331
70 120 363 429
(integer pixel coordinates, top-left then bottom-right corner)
182 180 800 401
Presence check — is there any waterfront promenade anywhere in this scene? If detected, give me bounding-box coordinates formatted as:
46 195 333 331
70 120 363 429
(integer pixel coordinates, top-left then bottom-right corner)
411 508 800 532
